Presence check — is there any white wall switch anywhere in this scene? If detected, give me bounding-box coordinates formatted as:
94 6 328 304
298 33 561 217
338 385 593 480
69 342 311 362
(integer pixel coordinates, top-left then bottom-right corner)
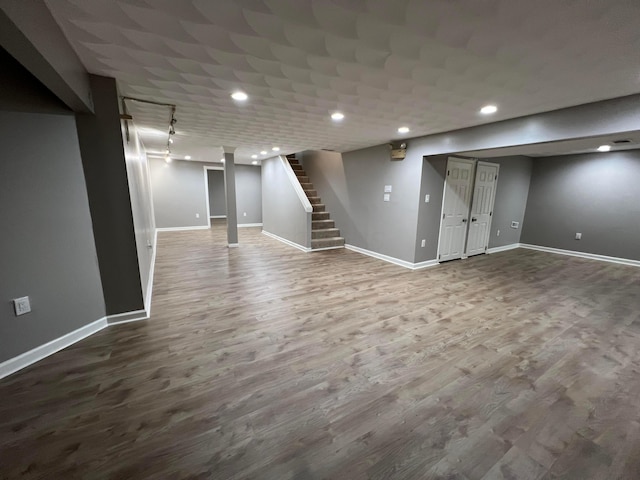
421 239 426 247
195 213 200 218
510 221 520 229
497 229 500 237
384 185 392 193
383 193 391 202
425 194 430 203
575 232 582 240
13 296 31 316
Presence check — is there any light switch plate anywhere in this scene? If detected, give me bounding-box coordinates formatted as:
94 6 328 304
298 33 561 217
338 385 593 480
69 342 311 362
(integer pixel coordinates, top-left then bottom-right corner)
384 185 392 193
575 232 582 240
383 193 391 202
13 296 31 316
425 194 430 203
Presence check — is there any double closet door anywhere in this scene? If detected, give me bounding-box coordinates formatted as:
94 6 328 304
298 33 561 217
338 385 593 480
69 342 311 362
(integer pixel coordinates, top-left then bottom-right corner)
437 157 499 262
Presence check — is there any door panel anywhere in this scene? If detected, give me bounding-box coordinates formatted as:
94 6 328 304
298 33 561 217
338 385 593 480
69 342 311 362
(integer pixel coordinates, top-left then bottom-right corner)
466 162 499 257
438 158 474 262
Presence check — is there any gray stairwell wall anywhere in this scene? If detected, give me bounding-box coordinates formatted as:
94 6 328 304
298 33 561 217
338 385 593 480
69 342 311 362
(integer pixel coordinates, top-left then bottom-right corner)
207 169 226 217
0 50 105 362
521 151 640 261
303 148 422 263
151 159 262 228
262 156 311 248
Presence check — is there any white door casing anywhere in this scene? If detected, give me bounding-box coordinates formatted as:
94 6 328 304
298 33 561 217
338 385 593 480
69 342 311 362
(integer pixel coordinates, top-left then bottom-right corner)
466 162 499 257
437 157 475 262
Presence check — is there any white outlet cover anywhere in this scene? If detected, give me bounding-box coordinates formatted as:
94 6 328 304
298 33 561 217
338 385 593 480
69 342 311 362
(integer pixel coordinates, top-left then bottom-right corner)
244 212 247 216
425 194 430 203
421 239 426 247
196 213 200 218
510 221 520 229
383 193 391 202
575 232 582 240
384 185 392 193
13 296 31 316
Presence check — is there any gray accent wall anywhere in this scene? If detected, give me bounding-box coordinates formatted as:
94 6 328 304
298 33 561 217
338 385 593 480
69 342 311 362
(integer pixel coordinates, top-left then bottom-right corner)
236 164 262 224
262 156 311 248
76 75 144 315
414 155 448 262
150 158 210 229
0 54 105 362
487 156 533 249
207 169 226 217
522 151 640 260
303 148 422 263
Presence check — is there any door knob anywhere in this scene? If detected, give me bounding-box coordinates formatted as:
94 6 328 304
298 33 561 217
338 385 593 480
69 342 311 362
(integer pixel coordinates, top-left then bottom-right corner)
471 217 477 222
462 218 468 223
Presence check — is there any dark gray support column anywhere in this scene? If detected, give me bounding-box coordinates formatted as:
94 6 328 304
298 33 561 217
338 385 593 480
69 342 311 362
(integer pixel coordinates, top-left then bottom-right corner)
223 147 239 246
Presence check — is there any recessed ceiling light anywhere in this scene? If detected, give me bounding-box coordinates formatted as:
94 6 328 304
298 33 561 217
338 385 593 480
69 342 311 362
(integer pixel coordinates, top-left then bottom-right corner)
260 150 267 155
597 145 611 152
252 160 258 165
398 126 410 134
231 91 248 101
331 112 344 121
272 147 280 151
480 105 498 114
251 154 258 159
185 155 191 160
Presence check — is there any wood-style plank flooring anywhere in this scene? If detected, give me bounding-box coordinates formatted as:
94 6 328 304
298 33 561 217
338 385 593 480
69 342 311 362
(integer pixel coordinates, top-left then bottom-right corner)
1 223 640 479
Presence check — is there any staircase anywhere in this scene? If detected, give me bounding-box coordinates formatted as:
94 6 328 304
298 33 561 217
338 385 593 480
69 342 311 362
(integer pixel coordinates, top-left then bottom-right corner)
287 156 345 250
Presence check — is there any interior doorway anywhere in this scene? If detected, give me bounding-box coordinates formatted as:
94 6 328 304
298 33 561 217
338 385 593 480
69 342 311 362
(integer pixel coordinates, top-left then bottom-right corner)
204 166 226 228
437 157 499 262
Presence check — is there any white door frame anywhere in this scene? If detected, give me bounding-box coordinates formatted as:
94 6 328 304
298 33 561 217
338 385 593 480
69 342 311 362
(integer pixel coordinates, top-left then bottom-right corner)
436 156 476 262
203 165 225 228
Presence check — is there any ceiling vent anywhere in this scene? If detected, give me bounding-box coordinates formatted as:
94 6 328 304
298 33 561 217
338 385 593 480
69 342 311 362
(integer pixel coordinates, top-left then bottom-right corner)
612 139 632 144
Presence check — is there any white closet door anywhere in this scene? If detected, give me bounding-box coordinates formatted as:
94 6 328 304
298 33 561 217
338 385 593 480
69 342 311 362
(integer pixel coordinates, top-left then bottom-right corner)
466 162 499 257
437 157 475 262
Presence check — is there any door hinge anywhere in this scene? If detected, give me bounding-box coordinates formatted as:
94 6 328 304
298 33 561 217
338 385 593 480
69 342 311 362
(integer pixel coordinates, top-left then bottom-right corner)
439 254 441 260
495 174 498 180
490 212 492 216
447 170 450 176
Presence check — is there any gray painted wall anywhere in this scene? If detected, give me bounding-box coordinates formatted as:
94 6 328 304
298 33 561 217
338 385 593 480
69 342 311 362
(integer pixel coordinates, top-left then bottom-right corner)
122 124 155 307
487 156 533 249
0 55 105 362
150 158 210 229
151 160 262 229
414 155 448 262
207 169 226 217
522 151 640 260
303 148 422 263
262 157 311 248
236 164 262 224
76 75 144 315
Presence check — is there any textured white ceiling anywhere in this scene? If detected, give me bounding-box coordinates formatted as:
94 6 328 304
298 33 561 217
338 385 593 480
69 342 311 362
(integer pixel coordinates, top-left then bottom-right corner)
45 0 640 163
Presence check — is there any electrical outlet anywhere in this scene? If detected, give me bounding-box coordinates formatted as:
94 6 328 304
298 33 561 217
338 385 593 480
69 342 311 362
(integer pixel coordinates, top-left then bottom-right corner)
425 194 430 203
421 239 426 248
575 232 582 240
13 296 31 316
195 213 200 218
383 193 390 202
510 221 520 229
497 229 500 236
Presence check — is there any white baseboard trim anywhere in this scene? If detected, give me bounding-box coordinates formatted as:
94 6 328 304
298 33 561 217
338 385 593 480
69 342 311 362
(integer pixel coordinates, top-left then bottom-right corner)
0 317 108 380
345 244 438 270
311 245 345 252
262 230 311 252
156 225 209 232
487 243 521 254
238 223 263 228
210 215 226 219
107 309 149 325
520 244 640 267
228 243 239 248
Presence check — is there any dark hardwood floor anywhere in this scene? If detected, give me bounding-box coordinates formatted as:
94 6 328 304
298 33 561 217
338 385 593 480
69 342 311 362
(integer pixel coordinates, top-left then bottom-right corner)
1 223 640 479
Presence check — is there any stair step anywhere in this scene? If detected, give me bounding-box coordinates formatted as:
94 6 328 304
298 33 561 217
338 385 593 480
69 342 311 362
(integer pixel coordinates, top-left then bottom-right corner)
294 170 307 176
297 175 309 183
305 189 317 198
312 204 325 212
291 164 303 171
308 197 322 205
312 219 335 229
312 227 340 239
312 211 330 221
300 183 314 190
311 237 345 249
